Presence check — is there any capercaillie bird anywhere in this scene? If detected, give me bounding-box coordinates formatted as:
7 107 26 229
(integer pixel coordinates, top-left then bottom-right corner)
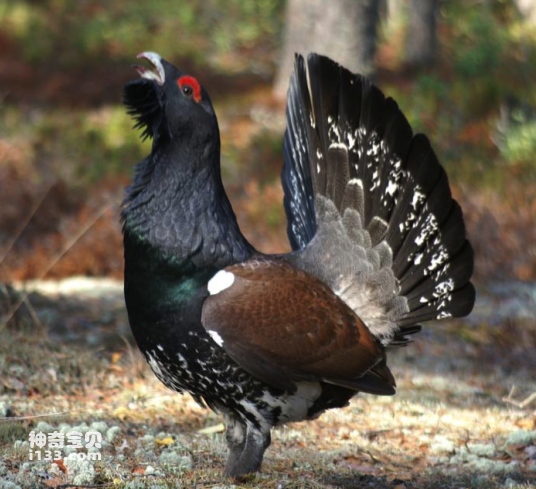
122 52 475 477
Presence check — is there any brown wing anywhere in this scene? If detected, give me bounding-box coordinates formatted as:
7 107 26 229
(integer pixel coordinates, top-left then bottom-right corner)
201 258 395 394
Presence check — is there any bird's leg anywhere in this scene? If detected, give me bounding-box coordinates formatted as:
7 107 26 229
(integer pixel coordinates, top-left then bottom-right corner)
223 413 247 474
224 420 271 478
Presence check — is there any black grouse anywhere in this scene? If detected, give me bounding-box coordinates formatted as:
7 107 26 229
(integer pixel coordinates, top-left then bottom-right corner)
122 52 475 477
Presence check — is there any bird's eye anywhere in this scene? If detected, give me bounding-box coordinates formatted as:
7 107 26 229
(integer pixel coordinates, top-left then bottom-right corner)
177 76 202 103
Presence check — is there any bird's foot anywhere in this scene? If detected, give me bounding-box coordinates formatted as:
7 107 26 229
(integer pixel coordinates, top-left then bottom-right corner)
224 419 271 478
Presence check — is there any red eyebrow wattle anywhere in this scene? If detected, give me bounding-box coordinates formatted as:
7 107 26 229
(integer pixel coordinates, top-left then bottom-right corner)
178 76 202 103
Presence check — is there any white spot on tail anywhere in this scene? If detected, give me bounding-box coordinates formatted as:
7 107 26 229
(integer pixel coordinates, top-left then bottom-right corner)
411 189 426 208
348 178 363 188
347 132 356 149
208 330 224 347
329 142 347 151
386 180 398 196
207 270 235 295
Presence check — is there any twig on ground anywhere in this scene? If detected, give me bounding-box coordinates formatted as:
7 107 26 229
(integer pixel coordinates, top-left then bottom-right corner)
0 411 83 423
54 484 113 489
0 392 181 424
3 203 116 324
503 385 536 408
0 183 54 266
0 266 45 331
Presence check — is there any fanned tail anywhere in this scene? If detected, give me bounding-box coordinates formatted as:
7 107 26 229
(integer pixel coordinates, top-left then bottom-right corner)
282 54 475 345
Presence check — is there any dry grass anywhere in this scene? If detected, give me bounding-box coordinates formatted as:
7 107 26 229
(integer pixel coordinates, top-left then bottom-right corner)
1 290 536 489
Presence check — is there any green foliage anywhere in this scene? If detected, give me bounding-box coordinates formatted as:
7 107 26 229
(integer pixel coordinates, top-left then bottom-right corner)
447 6 504 80
385 0 536 187
2 0 536 191
0 0 285 71
0 105 150 184
496 112 536 166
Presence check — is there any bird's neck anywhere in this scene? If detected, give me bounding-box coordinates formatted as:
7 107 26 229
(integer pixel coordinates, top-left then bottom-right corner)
122 138 253 281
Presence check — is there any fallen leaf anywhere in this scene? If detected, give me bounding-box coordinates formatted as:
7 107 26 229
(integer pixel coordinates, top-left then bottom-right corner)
54 459 67 474
112 352 123 364
44 477 64 488
113 406 130 420
108 365 124 373
155 436 175 446
515 418 536 430
197 423 226 434
338 456 380 473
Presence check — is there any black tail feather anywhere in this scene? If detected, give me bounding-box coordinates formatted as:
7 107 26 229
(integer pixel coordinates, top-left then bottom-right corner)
281 53 475 345
282 56 317 250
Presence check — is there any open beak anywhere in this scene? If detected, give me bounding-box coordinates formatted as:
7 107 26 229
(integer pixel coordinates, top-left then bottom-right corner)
133 52 165 86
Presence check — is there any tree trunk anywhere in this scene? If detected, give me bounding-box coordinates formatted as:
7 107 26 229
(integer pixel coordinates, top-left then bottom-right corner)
405 0 438 67
385 0 405 32
514 0 536 25
274 0 380 99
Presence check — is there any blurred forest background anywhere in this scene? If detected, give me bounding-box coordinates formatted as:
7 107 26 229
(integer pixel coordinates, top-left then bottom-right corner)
1 0 536 284
2 2 536 487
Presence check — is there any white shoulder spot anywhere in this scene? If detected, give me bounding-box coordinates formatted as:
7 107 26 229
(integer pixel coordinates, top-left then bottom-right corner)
208 330 224 347
207 270 235 295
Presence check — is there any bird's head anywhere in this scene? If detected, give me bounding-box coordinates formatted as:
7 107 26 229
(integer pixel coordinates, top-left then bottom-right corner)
124 52 217 144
